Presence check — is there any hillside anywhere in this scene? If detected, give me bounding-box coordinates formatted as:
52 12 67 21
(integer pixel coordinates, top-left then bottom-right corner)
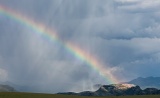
58 83 160 96
0 84 16 92
128 77 160 89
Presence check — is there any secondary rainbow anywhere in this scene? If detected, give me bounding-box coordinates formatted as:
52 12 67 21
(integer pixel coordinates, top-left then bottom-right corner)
0 5 119 84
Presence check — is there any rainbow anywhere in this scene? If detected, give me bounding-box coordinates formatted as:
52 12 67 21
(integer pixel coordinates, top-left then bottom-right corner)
0 5 118 84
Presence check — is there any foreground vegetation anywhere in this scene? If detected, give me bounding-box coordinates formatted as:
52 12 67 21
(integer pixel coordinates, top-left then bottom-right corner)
0 92 160 98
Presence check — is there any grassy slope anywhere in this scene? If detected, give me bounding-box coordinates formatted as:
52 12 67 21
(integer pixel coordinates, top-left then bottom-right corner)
0 92 160 98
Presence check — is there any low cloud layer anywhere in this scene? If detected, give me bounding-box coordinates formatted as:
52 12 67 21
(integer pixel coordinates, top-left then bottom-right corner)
0 0 160 93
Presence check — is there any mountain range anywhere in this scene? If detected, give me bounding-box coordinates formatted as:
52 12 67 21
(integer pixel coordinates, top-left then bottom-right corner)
58 77 160 96
1 76 160 96
58 83 160 96
0 84 16 92
128 77 160 89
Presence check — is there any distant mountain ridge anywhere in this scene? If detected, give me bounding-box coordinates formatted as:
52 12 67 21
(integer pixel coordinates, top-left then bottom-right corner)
128 76 160 89
58 83 160 96
0 81 36 92
1 76 160 95
58 76 160 96
0 84 16 92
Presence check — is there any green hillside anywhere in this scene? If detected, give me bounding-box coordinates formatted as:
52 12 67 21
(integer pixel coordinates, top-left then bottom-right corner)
0 92 160 98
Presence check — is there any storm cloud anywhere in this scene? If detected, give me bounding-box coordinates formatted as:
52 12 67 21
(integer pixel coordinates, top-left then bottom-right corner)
0 0 160 93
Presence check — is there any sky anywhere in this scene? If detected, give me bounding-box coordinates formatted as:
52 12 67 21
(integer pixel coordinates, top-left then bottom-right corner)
1 0 160 93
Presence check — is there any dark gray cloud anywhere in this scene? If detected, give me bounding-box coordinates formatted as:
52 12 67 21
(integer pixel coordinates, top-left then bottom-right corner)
0 0 160 93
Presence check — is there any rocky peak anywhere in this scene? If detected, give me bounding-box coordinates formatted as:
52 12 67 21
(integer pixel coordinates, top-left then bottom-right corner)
95 83 141 96
58 83 160 96
98 83 136 92
111 84 136 90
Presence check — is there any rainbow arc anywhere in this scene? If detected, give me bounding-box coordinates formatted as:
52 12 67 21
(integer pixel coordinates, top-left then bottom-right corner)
0 5 118 84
